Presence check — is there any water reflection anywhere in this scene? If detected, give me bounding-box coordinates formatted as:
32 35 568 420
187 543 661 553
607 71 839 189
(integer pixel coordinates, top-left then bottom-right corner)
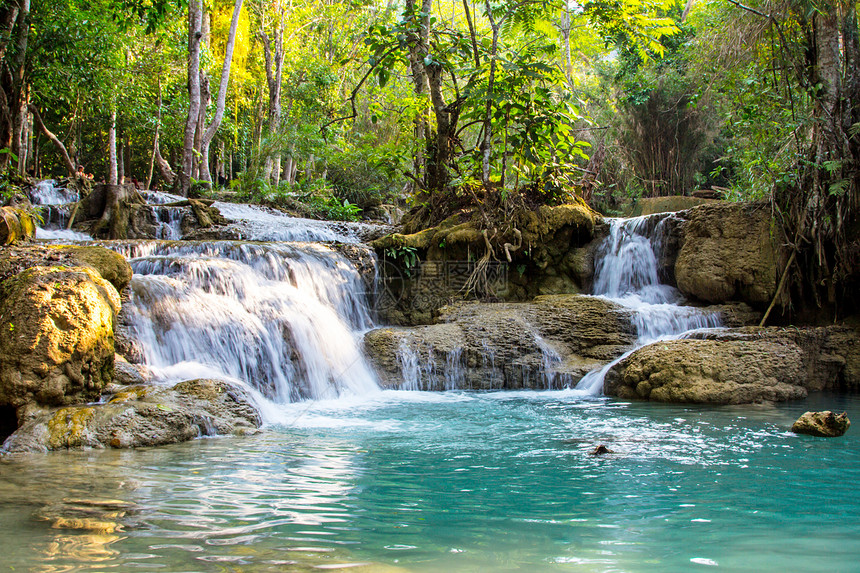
0 392 858 572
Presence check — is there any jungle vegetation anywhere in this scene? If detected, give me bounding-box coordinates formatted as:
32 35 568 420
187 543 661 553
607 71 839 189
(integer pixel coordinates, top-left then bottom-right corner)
0 0 857 308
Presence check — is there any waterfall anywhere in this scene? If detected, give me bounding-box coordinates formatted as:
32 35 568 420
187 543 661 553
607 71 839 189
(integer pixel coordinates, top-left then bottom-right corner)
28 179 92 242
29 179 79 206
116 240 380 403
576 215 722 394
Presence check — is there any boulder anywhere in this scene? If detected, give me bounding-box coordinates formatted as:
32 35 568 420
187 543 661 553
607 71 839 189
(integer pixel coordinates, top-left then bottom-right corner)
0 266 120 415
605 326 860 403
605 338 807 404
371 203 603 324
1 378 262 452
675 201 780 305
632 196 719 216
791 411 850 437
0 244 132 293
364 294 636 390
0 206 35 244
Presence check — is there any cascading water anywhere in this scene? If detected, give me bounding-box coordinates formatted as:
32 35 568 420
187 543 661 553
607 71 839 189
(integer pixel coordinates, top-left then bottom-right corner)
576 215 722 394
115 240 380 403
29 179 79 206
214 201 386 243
28 180 91 242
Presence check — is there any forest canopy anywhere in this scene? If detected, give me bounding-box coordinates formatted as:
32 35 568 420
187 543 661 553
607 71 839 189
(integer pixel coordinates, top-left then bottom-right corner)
0 0 857 307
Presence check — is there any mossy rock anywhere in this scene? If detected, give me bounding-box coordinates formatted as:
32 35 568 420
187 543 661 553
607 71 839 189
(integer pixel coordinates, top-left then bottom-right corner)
48 245 133 292
2 379 263 452
0 206 35 244
0 266 120 414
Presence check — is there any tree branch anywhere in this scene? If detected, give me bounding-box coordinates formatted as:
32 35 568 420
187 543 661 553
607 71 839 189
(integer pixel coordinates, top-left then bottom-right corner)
29 104 75 177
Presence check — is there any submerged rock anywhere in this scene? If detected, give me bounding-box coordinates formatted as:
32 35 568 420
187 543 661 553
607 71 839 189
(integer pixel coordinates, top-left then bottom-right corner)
605 326 860 403
791 411 850 437
589 444 614 455
364 294 636 390
1 379 262 453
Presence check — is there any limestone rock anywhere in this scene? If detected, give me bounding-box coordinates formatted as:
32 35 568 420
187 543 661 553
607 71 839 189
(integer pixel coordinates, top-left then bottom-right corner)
364 294 636 390
632 196 719 216
0 206 35 244
371 202 602 324
0 266 120 413
605 325 860 403
675 201 779 305
113 355 151 386
605 338 807 404
791 411 850 437
1 379 262 452
0 244 132 293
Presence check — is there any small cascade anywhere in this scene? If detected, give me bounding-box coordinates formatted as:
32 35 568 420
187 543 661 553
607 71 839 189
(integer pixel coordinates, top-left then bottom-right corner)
214 201 389 243
140 190 184 204
576 215 722 394
114 240 379 402
28 179 91 242
29 179 79 206
394 340 468 391
151 205 184 239
480 340 503 389
444 347 466 389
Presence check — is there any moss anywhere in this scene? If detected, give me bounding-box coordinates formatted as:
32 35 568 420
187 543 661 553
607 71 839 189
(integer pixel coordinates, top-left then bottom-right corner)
45 406 96 449
108 385 151 403
0 206 23 244
47 246 133 292
519 202 597 243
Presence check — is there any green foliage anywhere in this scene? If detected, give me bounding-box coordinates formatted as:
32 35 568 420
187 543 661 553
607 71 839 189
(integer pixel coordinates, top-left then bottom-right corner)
384 245 419 277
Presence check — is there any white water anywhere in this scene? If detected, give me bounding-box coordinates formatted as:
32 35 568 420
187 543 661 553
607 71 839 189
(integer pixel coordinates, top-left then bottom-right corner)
28 179 92 242
117 240 380 404
575 215 722 394
29 179 79 206
214 201 388 243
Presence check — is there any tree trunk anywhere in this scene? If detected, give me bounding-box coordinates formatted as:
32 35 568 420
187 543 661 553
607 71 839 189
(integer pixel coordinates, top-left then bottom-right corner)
261 0 285 184
154 140 176 188
117 127 125 184
559 5 573 87
198 0 244 185
405 0 457 193
181 0 204 195
108 108 118 185
774 0 860 317
481 0 500 187
146 83 162 191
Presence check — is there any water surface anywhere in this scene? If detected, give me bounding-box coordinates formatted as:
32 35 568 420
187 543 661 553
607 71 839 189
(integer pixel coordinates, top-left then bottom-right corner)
1 391 857 572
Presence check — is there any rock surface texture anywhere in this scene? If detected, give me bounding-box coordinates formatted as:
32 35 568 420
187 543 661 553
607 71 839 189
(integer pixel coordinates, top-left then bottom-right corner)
605 326 860 403
674 201 780 305
0 245 133 442
0 266 120 412
2 379 262 453
364 294 637 390
791 411 850 437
